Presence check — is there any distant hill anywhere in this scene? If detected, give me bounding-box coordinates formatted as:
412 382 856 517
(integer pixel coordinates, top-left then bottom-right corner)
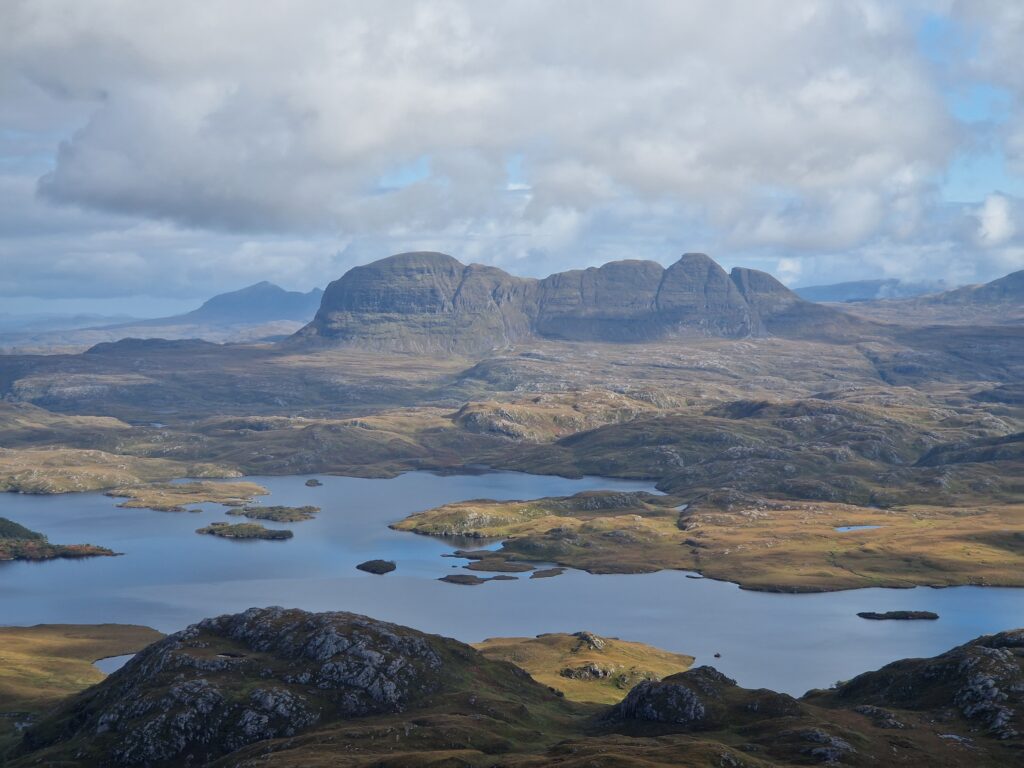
831 268 1024 326
926 269 1024 305
0 283 323 352
294 251 868 355
796 278 945 303
113 282 324 328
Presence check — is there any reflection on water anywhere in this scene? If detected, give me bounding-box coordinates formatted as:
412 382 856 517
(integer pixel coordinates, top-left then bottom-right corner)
2 471 1023 695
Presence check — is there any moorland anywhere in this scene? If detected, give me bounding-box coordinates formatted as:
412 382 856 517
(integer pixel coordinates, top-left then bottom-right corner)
0 251 1022 765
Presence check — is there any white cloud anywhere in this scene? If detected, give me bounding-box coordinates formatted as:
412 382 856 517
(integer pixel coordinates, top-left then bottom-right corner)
0 0 1020 301
976 193 1015 245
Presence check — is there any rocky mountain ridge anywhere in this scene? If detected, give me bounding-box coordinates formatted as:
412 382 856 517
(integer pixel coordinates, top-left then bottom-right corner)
295 251 866 354
10 608 1024 767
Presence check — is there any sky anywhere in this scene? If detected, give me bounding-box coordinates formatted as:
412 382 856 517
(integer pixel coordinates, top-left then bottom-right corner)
2 1 1024 316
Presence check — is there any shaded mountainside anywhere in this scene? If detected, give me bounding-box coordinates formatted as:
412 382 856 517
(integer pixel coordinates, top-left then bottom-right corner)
105 282 324 328
927 269 1024 307
295 251 871 354
9 609 1024 766
795 278 945 303
837 269 1024 327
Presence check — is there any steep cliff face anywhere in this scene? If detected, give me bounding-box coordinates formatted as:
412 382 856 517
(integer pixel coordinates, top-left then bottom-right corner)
295 252 535 355
534 259 667 341
297 251 855 353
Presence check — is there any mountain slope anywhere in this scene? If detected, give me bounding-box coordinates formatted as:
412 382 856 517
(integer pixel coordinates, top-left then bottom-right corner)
296 251 864 354
10 609 1024 767
796 278 945 302
110 282 324 328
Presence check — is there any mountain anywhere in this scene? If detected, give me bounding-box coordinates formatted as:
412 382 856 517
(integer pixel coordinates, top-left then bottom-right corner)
11 608 1024 766
296 251 864 355
0 284 324 352
834 268 1024 327
114 282 324 327
927 269 1024 306
796 278 945 303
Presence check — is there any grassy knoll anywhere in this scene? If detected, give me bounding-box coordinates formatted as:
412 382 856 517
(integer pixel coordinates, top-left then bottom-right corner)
107 480 268 511
0 624 162 748
395 490 1024 592
0 448 236 494
474 631 693 704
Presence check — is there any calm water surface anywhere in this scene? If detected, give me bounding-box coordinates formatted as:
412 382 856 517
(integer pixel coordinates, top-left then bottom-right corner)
2 472 1022 694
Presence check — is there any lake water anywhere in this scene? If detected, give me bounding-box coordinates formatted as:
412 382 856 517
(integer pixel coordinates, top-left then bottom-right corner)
2 472 1023 695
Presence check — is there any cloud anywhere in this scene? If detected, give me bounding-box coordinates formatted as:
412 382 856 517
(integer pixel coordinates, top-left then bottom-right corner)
0 0 1021 303
976 193 1015 245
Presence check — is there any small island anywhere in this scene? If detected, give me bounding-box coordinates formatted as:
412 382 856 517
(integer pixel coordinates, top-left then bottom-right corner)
531 567 566 579
356 559 396 575
0 516 116 562
226 505 319 523
108 481 268 512
439 573 518 586
304 478 323 487
195 522 293 540
857 611 939 621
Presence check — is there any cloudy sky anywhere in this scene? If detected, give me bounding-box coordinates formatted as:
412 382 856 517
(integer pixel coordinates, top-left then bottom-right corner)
2 0 1023 315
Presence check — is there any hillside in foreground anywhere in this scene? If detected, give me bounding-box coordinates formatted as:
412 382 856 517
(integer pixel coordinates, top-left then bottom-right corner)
5 608 1022 767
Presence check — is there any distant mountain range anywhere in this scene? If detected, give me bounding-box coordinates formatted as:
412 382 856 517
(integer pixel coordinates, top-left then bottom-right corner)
105 281 323 328
795 278 946 303
294 251 867 355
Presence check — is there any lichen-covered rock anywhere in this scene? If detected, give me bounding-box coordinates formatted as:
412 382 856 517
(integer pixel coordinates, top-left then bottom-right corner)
828 628 1024 741
610 667 736 727
17 607 482 765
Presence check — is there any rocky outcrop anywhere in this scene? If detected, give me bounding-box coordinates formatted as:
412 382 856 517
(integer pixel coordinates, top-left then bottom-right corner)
821 628 1024 740
610 666 803 729
295 251 857 354
10 614 1024 767
294 252 535 355
16 607 509 765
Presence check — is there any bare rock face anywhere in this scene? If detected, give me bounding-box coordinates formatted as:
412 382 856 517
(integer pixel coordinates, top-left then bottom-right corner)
826 628 1024 740
296 252 535 355
17 607 477 766
296 251 854 354
533 259 668 341
609 665 805 731
656 253 753 337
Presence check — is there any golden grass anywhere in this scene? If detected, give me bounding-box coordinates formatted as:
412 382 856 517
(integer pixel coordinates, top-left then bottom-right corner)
0 448 236 494
108 480 268 511
474 632 693 704
396 494 1024 591
0 624 163 745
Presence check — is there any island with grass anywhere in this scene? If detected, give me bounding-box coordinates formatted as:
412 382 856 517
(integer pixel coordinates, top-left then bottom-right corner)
393 490 1024 592
107 480 268 512
195 522 293 540
226 505 319 522
0 517 116 562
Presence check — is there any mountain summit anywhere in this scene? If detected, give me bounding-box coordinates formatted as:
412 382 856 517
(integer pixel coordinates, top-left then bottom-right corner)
295 252 857 354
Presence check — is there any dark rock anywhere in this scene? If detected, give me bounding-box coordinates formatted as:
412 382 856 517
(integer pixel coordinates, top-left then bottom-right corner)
304 478 323 487
530 567 566 579
826 628 1024 740
18 607 481 765
857 611 939 621
294 251 857 354
355 559 396 575
439 574 488 586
